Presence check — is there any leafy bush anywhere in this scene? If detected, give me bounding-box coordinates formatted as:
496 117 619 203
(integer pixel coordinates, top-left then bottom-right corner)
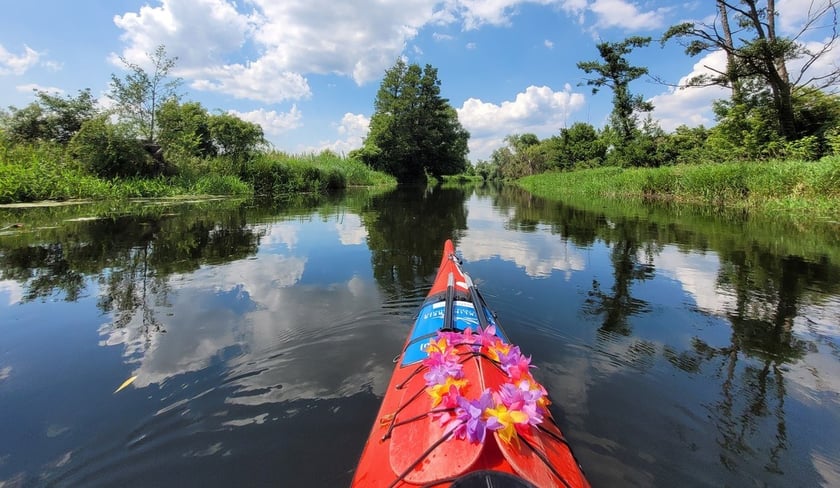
785 136 821 161
824 127 840 155
70 117 157 178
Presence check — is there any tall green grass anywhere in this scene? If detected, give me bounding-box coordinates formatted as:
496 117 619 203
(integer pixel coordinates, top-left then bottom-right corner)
519 156 840 220
243 151 395 197
1 140 393 203
0 142 113 202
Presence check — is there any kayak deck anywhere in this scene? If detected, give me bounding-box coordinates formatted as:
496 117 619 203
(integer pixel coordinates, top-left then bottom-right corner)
352 240 590 487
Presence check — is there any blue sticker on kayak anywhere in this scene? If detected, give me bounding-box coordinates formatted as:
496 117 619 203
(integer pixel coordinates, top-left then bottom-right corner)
401 300 503 366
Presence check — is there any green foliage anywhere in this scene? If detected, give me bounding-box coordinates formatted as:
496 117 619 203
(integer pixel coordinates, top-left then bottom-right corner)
703 90 840 162
156 100 216 161
606 118 677 168
660 0 838 140
827 127 840 155
656 125 710 165
0 89 98 145
704 96 784 161
543 122 606 170
792 88 840 140
69 117 158 179
0 141 111 203
472 160 502 180
186 174 250 195
1 103 45 143
518 157 840 220
490 133 551 178
785 136 821 161
359 59 469 183
241 151 394 197
208 112 266 171
109 44 182 142
578 36 653 145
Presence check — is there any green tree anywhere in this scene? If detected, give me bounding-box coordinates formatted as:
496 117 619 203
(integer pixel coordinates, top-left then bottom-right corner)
490 134 549 178
657 124 710 165
109 45 182 142
472 160 501 180
578 37 653 146
0 103 45 143
702 86 840 161
358 59 469 183
69 117 156 178
661 0 839 140
156 100 215 159
208 112 266 166
543 122 607 169
1 89 98 145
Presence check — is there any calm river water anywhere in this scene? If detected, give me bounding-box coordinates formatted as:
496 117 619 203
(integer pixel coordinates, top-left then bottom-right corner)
1 185 839 487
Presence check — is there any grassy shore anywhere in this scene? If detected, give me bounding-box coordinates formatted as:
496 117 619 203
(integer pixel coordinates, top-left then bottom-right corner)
0 142 396 204
518 156 840 221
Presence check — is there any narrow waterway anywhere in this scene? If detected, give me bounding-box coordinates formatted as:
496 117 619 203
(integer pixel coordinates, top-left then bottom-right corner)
1 185 838 487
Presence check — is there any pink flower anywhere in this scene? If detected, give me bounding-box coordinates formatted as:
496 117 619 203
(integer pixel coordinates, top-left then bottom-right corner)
424 359 464 387
497 346 534 382
476 325 498 347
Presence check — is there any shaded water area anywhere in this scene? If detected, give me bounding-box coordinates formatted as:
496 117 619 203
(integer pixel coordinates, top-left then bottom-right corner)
1 186 839 487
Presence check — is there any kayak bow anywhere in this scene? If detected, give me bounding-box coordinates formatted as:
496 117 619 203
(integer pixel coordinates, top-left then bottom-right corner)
352 240 590 488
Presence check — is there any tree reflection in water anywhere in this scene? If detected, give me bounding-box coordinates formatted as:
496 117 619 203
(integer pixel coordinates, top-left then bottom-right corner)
490 185 839 478
361 185 468 301
0 201 265 346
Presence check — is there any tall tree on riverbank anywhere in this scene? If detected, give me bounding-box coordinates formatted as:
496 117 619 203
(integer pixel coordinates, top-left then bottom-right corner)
661 0 840 140
109 45 182 143
578 37 653 146
355 59 469 183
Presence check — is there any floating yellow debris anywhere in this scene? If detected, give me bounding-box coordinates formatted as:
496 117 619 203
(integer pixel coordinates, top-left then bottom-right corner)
114 375 138 393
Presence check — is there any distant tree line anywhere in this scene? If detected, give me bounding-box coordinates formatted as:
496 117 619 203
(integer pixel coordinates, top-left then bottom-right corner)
0 45 266 180
471 0 840 180
5 0 840 191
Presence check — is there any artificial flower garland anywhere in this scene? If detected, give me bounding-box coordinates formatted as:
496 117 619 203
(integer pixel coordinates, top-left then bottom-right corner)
422 325 549 445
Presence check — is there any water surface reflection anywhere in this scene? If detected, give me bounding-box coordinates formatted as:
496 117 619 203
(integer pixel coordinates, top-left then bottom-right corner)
0 187 838 487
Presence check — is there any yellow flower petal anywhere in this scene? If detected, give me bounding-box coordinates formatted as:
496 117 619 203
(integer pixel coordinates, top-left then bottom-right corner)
114 375 138 393
509 410 529 424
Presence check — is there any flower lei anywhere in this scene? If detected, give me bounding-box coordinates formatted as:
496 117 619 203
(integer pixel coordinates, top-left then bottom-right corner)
422 325 550 445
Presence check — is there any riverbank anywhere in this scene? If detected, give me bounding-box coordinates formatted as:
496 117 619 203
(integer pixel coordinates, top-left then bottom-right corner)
518 156 840 221
0 142 396 204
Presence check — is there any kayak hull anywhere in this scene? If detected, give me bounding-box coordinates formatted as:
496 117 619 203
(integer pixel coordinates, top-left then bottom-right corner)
351 240 589 488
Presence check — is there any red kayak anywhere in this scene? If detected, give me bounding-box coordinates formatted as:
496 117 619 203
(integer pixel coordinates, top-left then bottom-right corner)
352 240 590 487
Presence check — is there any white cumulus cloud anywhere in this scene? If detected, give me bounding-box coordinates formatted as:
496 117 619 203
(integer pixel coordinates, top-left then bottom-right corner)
112 0 611 105
112 0 253 69
0 44 41 75
649 50 729 131
191 63 311 103
589 0 666 30
777 0 836 35
304 113 370 155
457 84 586 160
229 106 303 136
16 83 64 94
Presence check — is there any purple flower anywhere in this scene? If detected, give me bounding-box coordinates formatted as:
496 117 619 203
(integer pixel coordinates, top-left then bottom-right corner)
453 389 497 444
497 346 534 382
497 381 544 425
424 359 464 387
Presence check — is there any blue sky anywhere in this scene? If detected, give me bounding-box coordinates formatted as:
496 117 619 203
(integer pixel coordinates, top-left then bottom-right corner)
0 0 836 161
